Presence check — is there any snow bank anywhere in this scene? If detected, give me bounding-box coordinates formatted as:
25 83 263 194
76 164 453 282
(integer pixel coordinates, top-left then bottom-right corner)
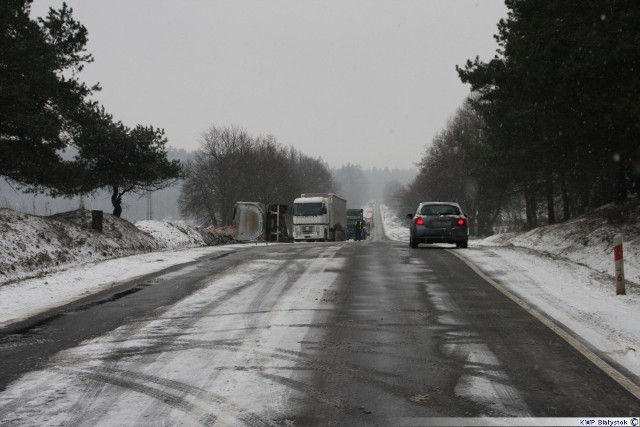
134 220 206 249
0 209 209 286
477 204 640 284
0 209 163 285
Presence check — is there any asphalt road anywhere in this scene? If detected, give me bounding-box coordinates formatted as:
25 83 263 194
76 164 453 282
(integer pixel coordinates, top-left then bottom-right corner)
292 231 640 424
1 213 639 425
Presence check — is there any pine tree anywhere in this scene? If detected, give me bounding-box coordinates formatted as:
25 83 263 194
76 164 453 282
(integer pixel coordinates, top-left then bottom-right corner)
0 0 96 190
72 107 182 217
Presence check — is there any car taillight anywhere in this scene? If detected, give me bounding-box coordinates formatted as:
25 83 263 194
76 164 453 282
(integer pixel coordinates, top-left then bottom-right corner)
457 218 466 226
414 217 424 225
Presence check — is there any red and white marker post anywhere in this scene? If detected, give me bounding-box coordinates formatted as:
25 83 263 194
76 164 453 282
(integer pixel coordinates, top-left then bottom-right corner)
613 234 626 295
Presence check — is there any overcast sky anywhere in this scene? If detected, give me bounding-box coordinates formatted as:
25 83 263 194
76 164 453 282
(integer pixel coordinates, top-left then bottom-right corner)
31 1 506 170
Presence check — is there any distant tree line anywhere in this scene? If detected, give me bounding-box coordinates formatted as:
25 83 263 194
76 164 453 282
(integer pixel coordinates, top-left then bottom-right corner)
333 164 369 209
1 1 180 217
332 164 416 211
399 0 640 235
179 126 335 226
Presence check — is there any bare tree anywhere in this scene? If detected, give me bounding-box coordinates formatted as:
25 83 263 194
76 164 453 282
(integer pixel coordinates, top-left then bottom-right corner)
199 126 254 224
179 153 218 226
179 125 335 226
400 100 505 236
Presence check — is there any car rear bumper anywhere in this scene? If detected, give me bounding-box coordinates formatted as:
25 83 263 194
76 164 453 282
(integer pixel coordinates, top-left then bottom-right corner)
414 227 468 243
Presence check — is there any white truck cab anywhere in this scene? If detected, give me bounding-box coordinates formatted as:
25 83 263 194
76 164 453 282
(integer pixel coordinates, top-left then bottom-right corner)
292 193 347 242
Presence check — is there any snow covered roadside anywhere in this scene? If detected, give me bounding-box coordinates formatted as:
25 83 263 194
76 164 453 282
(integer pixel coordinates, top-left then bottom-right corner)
379 204 640 382
0 209 242 329
0 245 241 329
134 220 206 249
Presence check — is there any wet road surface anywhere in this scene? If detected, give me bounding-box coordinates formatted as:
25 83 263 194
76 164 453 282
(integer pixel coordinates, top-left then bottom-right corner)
1 215 639 425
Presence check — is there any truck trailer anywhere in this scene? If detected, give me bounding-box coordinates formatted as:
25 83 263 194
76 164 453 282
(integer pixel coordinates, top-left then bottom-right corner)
233 202 290 242
292 193 347 242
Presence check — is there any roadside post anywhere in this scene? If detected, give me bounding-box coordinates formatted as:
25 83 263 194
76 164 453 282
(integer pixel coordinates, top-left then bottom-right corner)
91 210 103 232
613 234 625 295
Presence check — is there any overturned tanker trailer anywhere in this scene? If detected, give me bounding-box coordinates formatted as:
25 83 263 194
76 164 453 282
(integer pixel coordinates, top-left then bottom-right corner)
233 202 291 242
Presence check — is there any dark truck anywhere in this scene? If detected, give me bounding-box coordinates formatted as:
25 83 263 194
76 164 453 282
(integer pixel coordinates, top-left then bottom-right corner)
346 208 364 240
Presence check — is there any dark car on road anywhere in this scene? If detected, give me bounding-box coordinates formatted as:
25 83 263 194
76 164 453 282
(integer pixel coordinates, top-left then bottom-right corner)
406 202 468 248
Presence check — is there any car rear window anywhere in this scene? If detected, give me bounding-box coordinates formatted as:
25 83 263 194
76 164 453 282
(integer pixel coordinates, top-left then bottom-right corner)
420 204 460 216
